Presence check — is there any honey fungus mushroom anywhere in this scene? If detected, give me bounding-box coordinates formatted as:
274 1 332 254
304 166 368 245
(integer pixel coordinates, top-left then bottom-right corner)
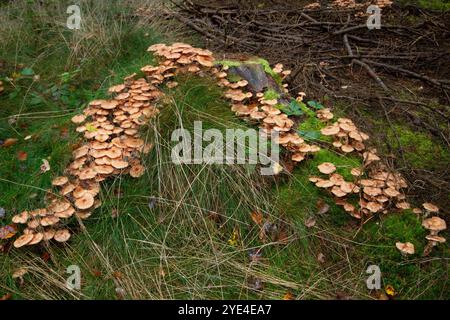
422 216 446 235
395 242 415 255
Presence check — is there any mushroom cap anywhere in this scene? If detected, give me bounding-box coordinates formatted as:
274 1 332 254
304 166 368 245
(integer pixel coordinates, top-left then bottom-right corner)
60 183 76 196
425 234 446 243
74 193 95 210
71 114 86 124
292 153 305 162
108 84 126 94
130 164 145 178
54 229 71 242
49 200 71 213
395 242 415 255
365 201 383 213
317 162 336 175
55 206 75 218
79 168 97 180
13 234 34 248
52 176 69 187
111 159 129 169
316 180 334 188
321 125 340 136
100 100 119 110
350 168 363 177
422 202 439 213
41 215 60 227
28 232 44 245
43 228 56 241
363 186 382 197
94 165 114 175
422 216 446 232
331 186 346 197
12 211 29 224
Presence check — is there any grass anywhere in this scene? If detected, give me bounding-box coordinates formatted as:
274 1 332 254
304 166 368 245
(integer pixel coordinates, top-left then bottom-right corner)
1 0 449 300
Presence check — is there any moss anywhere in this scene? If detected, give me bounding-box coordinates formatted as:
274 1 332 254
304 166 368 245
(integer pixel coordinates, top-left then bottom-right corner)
216 58 283 86
263 89 280 100
387 125 450 170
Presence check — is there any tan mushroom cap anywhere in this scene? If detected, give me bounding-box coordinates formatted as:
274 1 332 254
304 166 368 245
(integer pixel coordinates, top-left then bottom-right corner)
60 183 76 196
49 200 71 213
74 193 95 210
425 234 446 243
41 215 60 227
54 229 71 243
95 165 114 175
14 234 34 248
422 217 446 233
321 125 340 136
363 186 382 197
422 202 439 213
111 159 129 169
316 180 334 188
43 228 56 241
28 232 44 245
79 168 97 180
108 84 126 94
71 114 86 124
350 168 363 177
100 100 119 110
318 162 336 175
130 164 145 178
55 206 75 218
331 186 346 197
395 242 415 255
52 176 69 187
72 186 88 199
12 211 29 224
365 201 383 213
292 153 305 162
384 187 400 197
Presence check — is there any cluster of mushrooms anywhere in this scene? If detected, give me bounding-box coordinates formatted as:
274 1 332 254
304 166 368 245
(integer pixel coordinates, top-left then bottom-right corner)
10 42 446 254
12 74 157 248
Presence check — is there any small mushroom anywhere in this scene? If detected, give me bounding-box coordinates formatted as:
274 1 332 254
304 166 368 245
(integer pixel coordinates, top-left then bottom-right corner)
422 216 446 235
395 242 415 255
13 234 34 248
422 202 439 213
54 229 71 243
52 176 68 187
12 211 29 224
74 193 95 210
317 162 336 175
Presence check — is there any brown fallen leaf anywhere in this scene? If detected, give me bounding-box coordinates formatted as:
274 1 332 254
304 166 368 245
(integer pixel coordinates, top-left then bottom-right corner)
0 293 12 300
40 159 51 173
251 211 263 226
283 291 295 300
2 138 18 148
0 225 17 240
17 150 28 161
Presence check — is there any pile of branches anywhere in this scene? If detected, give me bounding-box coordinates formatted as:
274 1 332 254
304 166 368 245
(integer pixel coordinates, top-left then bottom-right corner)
155 0 450 208
167 1 450 100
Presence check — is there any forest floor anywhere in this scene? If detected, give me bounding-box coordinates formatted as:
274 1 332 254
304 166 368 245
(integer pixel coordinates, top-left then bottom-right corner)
0 0 448 300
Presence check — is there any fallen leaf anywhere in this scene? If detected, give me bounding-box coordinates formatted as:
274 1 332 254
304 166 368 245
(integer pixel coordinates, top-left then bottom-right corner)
248 249 262 263
248 277 263 291
41 252 51 263
283 291 295 300
91 269 102 277
112 271 123 280
385 285 396 297
305 217 316 228
17 150 28 161
0 293 12 300
251 211 263 226
228 228 239 247
0 225 17 240
2 138 18 148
